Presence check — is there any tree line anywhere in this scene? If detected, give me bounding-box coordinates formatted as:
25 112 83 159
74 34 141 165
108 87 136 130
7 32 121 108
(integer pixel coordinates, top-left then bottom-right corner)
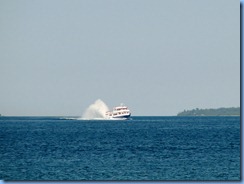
177 107 240 116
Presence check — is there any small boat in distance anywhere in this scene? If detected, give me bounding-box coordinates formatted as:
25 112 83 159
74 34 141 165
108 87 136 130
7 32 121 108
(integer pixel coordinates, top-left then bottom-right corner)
105 104 131 120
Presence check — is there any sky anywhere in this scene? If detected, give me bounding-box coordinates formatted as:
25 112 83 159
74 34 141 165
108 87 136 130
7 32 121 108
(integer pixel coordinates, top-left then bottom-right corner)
0 0 240 116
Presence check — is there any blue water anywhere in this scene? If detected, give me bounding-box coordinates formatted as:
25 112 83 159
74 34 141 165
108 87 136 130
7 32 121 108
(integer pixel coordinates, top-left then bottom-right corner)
0 116 240 180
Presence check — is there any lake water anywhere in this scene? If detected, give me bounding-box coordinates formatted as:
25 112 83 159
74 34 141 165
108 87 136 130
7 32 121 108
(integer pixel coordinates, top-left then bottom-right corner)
0 116 240 180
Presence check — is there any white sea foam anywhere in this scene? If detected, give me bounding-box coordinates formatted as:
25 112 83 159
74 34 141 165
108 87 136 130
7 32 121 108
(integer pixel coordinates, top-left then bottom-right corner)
62 117 79 120
82 99 109 119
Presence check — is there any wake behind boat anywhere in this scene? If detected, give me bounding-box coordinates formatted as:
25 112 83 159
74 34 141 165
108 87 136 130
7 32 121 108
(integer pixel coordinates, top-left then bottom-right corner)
105 104 131 120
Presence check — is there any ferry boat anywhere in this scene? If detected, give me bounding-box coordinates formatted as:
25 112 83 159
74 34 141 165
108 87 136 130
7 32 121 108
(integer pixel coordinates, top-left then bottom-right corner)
105 104 131 120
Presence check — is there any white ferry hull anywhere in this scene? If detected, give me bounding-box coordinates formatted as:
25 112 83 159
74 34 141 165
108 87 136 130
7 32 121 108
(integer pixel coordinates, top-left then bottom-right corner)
109 115 130 120
105 104 131 120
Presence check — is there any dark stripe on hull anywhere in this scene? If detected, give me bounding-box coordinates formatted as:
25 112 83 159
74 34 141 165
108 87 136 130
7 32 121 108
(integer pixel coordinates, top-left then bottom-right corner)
113 114 131 119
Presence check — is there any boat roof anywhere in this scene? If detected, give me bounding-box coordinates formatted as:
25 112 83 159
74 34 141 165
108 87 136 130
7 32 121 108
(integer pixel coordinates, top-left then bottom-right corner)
114 106 128 109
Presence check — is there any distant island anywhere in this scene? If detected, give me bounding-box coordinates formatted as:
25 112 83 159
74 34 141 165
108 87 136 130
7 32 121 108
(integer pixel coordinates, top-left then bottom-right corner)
177 107 240 116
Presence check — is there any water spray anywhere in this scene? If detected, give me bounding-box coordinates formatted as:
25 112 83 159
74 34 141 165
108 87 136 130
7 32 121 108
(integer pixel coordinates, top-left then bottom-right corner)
82 99 109 119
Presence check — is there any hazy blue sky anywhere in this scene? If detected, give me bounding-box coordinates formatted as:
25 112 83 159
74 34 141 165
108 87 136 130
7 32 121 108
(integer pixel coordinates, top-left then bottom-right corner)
0 0 240 116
